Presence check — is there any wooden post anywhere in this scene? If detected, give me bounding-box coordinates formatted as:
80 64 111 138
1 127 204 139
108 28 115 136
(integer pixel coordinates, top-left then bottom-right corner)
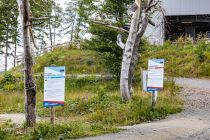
151 91 158 108
50 106 55 125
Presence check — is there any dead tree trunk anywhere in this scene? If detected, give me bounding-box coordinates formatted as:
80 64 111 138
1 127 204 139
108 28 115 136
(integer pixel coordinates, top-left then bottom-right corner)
117 0 155 101
17 0 37 127
5 26 9 72
71 18 75 42
49 21 53 50
119 0 141 101
14 39 17 67
47 0 53 50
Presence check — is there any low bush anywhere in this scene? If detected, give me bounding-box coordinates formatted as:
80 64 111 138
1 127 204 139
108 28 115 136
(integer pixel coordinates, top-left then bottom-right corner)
0 72 23 91
0 122 119 140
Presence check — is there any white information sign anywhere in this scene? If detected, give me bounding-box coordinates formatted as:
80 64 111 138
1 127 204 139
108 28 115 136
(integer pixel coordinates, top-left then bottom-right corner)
44 66 65 107
147 59 164 91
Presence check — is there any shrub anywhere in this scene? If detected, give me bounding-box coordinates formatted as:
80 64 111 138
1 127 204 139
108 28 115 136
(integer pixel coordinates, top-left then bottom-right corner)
25 122 118 140
3 83 16 91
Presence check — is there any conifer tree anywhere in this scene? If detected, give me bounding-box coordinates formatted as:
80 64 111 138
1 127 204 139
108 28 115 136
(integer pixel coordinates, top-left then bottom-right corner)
0 0 18 71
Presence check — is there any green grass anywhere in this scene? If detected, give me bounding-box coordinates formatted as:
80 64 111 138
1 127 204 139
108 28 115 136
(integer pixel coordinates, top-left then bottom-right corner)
0 78 182 139
11 45 105 75
0 121 119 140
0 41 198 139
139 40 210 78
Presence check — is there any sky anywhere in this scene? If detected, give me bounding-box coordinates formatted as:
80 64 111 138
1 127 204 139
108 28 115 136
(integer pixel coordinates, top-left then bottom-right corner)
0 0 95 71
0 0 70 71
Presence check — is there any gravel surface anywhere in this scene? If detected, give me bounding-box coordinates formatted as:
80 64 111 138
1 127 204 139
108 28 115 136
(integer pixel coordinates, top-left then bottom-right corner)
79 78 210 140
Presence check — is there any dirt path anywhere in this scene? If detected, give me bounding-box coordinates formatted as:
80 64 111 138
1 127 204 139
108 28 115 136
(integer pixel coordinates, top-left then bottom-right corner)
79 78 210 140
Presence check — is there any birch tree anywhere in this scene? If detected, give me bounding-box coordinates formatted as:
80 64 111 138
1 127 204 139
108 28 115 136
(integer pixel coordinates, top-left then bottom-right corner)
17 0 37 127
118 0 160 101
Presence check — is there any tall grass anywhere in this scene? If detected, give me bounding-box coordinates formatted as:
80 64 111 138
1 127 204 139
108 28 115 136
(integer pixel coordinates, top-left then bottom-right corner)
0 77 182 139
140 40 210 78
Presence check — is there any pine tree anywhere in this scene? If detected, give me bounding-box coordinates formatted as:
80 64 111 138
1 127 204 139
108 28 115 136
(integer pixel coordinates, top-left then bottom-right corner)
30 0 54 51
79 0 132 79
0 0 18 71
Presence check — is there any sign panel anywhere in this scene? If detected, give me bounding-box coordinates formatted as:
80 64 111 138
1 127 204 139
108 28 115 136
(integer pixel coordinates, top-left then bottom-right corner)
147 59 164 91
44 66 65 107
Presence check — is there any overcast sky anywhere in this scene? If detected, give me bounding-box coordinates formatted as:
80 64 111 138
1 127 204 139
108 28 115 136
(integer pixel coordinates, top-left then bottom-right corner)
0 0 70 71
0 0 95 71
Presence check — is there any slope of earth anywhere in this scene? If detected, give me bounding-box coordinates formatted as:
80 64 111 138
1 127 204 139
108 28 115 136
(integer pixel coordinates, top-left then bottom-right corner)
79 78 210 140
11 46 105 75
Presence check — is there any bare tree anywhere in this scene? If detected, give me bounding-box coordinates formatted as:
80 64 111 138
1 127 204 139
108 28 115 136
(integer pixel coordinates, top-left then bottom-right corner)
117 0 160 101
17 0 37 127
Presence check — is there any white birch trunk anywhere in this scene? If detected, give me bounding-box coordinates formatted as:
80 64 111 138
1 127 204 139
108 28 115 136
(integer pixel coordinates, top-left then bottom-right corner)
120 0 141 101
119 0 151 101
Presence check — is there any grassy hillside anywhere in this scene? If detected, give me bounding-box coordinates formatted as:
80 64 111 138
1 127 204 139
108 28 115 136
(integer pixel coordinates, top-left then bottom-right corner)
1 39 210 139
0 43 185 139
9 39 210 78
11 45 105 75
139 40 210 78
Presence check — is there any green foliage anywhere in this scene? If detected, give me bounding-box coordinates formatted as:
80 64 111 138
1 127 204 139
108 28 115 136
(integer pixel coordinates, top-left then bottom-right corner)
26 122 117 140
33 47 104 74
0 75 182 139
0 122 118 140
83 25 123 79
79 0 134 79
0 73 16 91
0 92 24 113
0 72 24 91
87 91 182 126
140 40 210 78
0 0 18 58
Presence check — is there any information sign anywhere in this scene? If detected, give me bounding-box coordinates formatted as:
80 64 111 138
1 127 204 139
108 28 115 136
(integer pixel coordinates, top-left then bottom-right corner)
44 66 65 107
147 59 164 91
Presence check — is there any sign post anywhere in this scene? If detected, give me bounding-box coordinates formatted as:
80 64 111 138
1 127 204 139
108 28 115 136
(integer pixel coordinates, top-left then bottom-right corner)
147 59 164 108
151 91 158 107
44 66 65 125
50 107 55 125
142 70 148 92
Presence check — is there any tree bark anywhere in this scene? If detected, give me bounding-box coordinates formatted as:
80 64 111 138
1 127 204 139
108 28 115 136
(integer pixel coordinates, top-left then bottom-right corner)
120 0 141 101
119 0 151 101
5 26 9 72
14 39 17 67
71 18 75 42
47 0 53 50
17 0 37 127
129 16 149 93
49 21 53 49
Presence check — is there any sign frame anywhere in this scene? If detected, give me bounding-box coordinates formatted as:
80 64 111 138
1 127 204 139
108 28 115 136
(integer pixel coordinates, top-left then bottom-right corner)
43 66 66 108
147 59 164 91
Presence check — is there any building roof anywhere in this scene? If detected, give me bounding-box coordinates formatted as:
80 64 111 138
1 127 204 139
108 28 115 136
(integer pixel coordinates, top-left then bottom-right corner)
163 0 210 16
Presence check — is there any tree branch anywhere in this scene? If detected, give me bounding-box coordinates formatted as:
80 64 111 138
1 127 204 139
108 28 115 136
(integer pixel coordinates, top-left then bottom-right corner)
32 21 46 26
31 17 51 20
137 16 149 38
88 20 129 33
29 26 39 50
148 19 155 26
117 34 125 49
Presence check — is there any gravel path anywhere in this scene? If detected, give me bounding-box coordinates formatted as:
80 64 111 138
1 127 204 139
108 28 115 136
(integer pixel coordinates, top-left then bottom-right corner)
79 78 210 140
